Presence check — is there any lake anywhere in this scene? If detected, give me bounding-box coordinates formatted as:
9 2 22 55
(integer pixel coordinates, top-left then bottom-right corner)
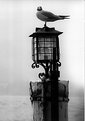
0 96 84 121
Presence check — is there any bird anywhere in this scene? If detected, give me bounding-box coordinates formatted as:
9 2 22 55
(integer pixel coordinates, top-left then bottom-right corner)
36 6 70 26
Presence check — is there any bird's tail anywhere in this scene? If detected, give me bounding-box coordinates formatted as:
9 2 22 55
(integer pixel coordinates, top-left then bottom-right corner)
59 15 70 19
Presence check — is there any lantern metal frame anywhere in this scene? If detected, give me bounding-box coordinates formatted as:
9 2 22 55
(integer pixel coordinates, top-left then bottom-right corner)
29 26 62 80
32 36 59 63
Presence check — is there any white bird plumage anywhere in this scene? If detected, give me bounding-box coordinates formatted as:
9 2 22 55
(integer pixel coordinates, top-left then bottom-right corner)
36 6 70 26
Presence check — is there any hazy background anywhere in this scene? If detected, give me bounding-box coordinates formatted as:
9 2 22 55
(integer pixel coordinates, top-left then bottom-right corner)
0 0 84 97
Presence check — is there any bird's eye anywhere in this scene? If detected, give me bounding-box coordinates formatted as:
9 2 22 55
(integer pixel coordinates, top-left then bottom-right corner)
37 6 42 11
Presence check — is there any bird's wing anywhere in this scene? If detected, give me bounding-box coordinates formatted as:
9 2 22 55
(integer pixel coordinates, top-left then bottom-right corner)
41 10 56 19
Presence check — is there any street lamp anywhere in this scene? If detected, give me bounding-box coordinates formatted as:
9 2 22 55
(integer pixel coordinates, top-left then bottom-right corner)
29 26 62 79
29 25 63 121
29 25 69 121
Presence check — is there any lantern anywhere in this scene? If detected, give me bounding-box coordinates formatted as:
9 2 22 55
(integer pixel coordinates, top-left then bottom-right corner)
29 26 63 63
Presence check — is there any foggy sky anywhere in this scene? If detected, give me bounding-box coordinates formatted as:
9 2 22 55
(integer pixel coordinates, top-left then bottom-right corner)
0 0 84 95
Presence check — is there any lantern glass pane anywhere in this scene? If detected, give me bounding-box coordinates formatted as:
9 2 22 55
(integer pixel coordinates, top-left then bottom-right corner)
39 54 44 60
53 41 56 47
34 43 36 48
38 42 44 47
45 38 56 47
34 38 36 44
45 41 55 47
44 54 52 60
36 37 58 61
38 37 44 42
38 48 44 53
45 37 56 41
34 48 37 54
44 41 51 47
46 38 50 41
44 55 48 60
35 54 37 61
45 48 53 53
38 53 53 60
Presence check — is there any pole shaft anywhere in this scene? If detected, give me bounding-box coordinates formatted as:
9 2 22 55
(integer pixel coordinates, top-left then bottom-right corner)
51 48 59 121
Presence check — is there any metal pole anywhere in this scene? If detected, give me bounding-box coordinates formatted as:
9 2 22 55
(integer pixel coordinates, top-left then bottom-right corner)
43 77 46 121
51 47 59 121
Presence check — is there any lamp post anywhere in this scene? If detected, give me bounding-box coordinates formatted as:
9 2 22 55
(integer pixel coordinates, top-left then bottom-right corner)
29 26 69 121
30 26 62 78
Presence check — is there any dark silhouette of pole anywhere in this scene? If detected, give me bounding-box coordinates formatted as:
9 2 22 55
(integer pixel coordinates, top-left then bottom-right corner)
51 47 59 121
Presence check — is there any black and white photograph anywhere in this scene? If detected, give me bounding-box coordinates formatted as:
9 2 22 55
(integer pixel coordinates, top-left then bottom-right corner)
0 0 84 121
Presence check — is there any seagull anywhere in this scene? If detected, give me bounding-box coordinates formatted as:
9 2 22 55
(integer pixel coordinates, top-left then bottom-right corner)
36 6 70 26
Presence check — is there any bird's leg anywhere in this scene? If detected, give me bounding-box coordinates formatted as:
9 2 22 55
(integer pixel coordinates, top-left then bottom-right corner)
44 21 47 27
